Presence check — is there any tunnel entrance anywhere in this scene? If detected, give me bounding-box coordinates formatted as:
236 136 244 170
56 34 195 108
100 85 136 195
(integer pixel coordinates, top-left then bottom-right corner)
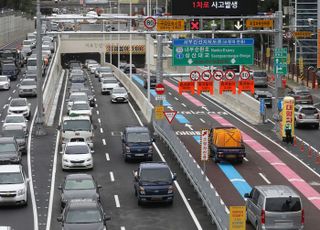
105 54 145 68
60 53 101 68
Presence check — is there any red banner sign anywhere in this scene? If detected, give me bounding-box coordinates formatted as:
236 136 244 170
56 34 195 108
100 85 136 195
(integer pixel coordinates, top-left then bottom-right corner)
178 81 195 94
238 80 255 94
219 80 236 94
197 81 213 95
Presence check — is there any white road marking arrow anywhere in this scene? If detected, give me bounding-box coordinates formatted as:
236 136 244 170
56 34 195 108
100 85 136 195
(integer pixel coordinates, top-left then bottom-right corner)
185 123 193 131
167 106 174 111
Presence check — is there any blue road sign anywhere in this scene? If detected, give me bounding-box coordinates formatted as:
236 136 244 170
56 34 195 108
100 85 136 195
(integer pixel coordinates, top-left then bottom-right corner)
277 99 283 111
260 98 265 114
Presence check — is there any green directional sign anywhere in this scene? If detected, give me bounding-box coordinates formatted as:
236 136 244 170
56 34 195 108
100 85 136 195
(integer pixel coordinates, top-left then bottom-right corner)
172 38 254 66
274 48 287 75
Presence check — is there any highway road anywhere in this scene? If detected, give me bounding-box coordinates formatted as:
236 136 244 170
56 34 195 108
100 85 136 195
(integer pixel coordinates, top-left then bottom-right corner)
44 69 214 230
132 71 320 229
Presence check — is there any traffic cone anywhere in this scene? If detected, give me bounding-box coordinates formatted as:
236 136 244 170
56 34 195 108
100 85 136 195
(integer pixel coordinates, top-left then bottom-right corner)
300 142 305 152
293 136 297 147
308 146 313 158
316 155 320 165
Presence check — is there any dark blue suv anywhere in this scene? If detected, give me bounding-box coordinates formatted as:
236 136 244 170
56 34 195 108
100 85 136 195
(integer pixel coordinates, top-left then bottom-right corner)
133 162 176 205
122 126 154 161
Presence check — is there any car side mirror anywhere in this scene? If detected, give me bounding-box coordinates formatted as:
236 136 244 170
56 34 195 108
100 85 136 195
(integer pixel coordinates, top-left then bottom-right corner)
28 103 31 107
104 214 111 221
133 170 138 180
57 216 63 222
91 150 95 153
244 193 251 198
58 185 62 190
173 173 177 180
65 99 69 102
26 178 30 183
97 184 102 189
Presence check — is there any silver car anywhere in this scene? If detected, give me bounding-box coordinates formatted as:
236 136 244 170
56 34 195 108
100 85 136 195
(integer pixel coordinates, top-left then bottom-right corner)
294 104 319 129
253 71 268 88
111 87 128 103
19 79 37 97
245 185 304 230
0 75 10 90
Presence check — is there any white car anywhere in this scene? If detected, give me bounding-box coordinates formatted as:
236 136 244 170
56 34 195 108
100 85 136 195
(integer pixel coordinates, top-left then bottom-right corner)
62 142 93 170
84 59 98 69
67 92 88 111
89 63 100 74
101 77 119 95
7 98 31 119
111 87 128 103
18 79 37 97
2 114 28 132
0 164 28 206
0 75 10 90
68 101 92 117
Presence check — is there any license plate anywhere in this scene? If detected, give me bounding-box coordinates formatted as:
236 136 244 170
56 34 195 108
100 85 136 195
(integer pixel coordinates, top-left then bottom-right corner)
135 153 144 157
151 197 162 201
226 155 236 159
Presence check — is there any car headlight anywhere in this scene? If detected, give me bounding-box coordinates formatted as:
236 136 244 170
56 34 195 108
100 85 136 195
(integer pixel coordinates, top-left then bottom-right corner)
63 158 69 163
125 146 130 152
86 137 92 142
148 146 153 153
17 188 25 196
139 186 145 195
86 158 92 162
168 185 173 194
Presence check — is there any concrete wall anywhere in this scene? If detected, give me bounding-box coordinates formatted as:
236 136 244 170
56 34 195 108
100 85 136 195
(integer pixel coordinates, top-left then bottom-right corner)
0 12 34 48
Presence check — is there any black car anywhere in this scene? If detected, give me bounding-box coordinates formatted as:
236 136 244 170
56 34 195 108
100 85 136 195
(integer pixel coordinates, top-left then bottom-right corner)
68 60 82 69
123 64 137 74
58 174 101 211
254 90 273 108
122 126 154 161
134 162 176 205
1 128 28 154
143 75 157 89
69 74 87 84
0 137 21 164
57 199 110 230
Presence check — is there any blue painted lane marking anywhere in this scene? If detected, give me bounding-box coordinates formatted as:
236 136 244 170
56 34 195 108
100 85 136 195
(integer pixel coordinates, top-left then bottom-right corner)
132 74 144 86
175 114 189 124
150 90 171 106
150 89 157 97
217 163 252 197
193 136 200 144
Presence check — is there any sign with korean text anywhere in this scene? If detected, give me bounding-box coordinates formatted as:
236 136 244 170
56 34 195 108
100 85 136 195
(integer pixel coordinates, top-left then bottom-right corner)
238 80 254 94
281 96 295 138
197 81 213 95
293 31 312 38
156 19 185 31
178 81 195 94
229 206 246 230
200 129 209 161
318 30 320 68
154 106 164 120
219 80 236 94
173 38 254 66
172 0 257 16
274 48 287 75
245 19 273 28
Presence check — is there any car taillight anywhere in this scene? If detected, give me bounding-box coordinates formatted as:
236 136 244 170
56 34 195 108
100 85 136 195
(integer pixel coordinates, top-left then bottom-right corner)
261 209 265 225
301 209 304 224
315 114 319 119
298 114 303 119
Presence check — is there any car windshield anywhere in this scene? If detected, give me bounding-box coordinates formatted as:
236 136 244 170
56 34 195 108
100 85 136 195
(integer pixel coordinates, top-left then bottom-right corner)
65 178 95 190
87 60 97 64
27 59 37 66
0 172 23 184
102 79 117 84
254 72 267 77
2 64 15 70
2 130 25 138
0 76 8 81
140 168 172 182
265 197 301 212
71 103 90 110
301 108 317 115
70 62 81 68
65 145 89 154
65 208 101 223
10 100 26 107
5 116 25 123
0 143 17 152
63 120 91 131
127 132 150 143
21 80 36 86
112 88 126 94
70 95 88 102
99 67 112 73
296 91 310 96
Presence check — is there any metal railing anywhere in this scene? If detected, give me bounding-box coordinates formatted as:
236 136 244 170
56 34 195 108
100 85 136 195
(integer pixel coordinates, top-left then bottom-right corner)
153 120 230 230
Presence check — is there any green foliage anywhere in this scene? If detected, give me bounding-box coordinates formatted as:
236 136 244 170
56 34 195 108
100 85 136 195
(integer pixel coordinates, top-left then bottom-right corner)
0 0 34 14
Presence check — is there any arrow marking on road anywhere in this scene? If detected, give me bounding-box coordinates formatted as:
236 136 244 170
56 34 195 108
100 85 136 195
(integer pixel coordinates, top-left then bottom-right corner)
185 123 193 131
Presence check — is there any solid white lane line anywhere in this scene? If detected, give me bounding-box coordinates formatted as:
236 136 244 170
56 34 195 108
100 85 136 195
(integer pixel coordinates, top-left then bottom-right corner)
109 172 115 182
200 118 205 123
182 103 187 107
102 139 106 145
114 195 120 208
174 97 179 101
96 110 100 115
259 173 271 184
128 101 203 230
100 128 103 133
105 153 110 161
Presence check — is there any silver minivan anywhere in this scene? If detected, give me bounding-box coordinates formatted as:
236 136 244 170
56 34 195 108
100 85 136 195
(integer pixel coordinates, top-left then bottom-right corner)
253 70 268 88
245 185 304 230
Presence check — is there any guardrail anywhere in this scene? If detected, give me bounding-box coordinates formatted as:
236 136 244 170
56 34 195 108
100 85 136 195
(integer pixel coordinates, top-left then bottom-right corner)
105 63 154 123
153 120 229 230
43 35 62 124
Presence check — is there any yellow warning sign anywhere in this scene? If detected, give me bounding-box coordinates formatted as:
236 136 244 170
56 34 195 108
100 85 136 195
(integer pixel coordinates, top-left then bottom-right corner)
157 19 185 31
229 206 246 230
246 19 273 28
293 31 312 38
155 106 164 120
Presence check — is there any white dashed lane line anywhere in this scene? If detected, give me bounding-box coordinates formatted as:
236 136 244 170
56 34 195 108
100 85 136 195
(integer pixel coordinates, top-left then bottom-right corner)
105 153 110 161
121 227 126 230
168 92 172 96
182 103 187 107
199 118 205 123
114 195 120 208
109 171 115 182
12 89 16 93
96 110 100 115
259 173 271 184
174 97 179 101
95 103 98 108
102 139 106 145
100 128 103 133
97 118 101 124
8 96 11 101
243 157 249 162
3 104 7 109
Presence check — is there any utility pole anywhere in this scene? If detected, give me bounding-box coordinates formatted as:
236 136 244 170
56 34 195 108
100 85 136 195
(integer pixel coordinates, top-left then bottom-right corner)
317 0 320 69
156 34 163 86
35 0 46 136
273 0 283 131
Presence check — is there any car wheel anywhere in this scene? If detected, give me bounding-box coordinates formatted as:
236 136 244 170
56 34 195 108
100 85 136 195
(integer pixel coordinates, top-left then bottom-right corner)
315 124 319 129
138 199 142 206
167 200 173 206
27 113 31 120
213 154 220 163
134 188 137 197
